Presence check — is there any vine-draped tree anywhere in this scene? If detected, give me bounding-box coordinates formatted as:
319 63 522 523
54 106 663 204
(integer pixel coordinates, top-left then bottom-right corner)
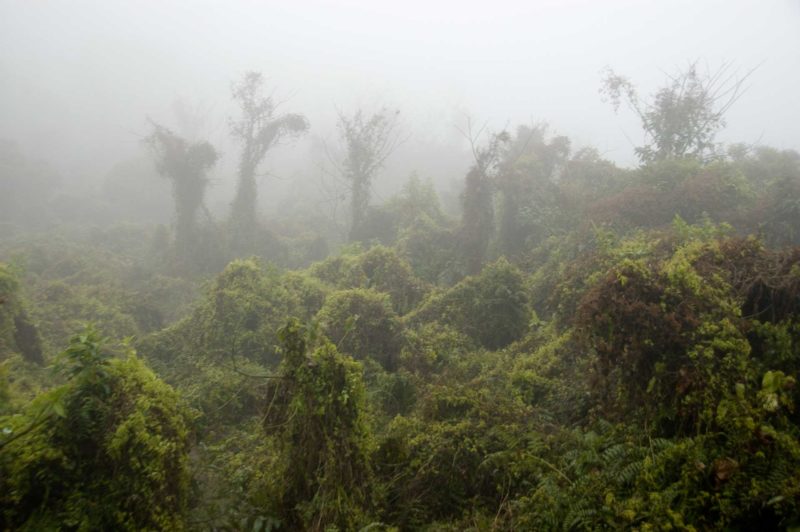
459 129 509 275
495 125 570 257
144 122 218 265
337 107 401 241
229 72 309 250
600 61 751 164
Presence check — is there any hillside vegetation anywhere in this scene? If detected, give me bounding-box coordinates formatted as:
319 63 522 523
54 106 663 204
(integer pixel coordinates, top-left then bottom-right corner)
2 67 800 530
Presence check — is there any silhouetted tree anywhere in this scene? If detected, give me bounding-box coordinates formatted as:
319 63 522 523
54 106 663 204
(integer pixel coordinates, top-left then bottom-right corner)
337 107 401 241
144 122 218 264
229 72 309 250
496 125 570 257
601 61 751 164
459 127 509 274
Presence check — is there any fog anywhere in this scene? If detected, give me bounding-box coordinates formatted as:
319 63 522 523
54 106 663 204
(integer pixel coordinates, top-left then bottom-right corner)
1 0 799 221
5 4 800 527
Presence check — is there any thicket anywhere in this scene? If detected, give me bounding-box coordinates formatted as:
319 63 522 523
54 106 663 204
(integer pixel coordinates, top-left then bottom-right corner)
0 329 192 531
2 67 800 530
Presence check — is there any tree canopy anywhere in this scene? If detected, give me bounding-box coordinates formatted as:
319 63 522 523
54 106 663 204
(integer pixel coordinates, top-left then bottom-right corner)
601 62 751 164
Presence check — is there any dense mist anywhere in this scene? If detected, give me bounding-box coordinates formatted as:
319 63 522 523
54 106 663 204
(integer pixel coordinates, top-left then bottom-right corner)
3 2 800 530
2 0 798 225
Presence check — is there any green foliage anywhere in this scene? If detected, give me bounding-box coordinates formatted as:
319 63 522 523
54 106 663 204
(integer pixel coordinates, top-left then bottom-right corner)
585 161 752 237
1 236 200 357
459 165 496 275
576 233 728 430
396 214 459 285
357 246 427 314
151 258 318 368
495 124 571 256
310 245 427 314
144 122 219 271
317 288 403 370
508 417 800 530
267 319 373 530
638 156 704 190
510 324 590 424
408 258 529 350
387 174 447 229
354 174 449 247
373 351 538 529
371 368 417 417
601 62 746 164
34 280 140 353
399 321 476 375
0 327 192 531
734 146 800 246
0 263 23 357
3 127 800 531
560 147 628 201
138 259 328 433
0 262 43 364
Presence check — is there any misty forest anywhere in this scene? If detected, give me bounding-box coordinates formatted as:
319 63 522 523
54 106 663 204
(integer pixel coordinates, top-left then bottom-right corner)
2 2 800 530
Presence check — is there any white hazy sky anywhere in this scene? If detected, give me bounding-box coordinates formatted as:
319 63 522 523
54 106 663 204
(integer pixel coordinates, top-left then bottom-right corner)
1 0 798 200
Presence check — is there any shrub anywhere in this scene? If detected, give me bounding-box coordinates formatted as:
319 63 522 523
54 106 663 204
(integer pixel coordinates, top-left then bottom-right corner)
0 263 43 364
267 319 373 530
0 328 192 530
407 258 529 350
309 245 427 315
316 288 403 370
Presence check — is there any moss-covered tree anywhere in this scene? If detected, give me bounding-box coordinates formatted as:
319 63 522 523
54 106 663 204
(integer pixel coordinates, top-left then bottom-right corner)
336 107 402 242
229 72 309 252
144 122 218 268
266 319 373 530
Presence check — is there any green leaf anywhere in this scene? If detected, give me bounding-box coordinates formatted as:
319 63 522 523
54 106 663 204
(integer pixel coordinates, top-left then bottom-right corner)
735 382 745 399
52 401 66 418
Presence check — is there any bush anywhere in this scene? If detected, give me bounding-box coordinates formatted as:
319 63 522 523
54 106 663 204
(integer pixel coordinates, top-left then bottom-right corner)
309 245 427 315
0 328 192 530
0 263 43 364
316 288 403 370
137 260 329 431
267 319 373 530
396 215 459 285
407 258 529 350
575 229 800 436
143 258 322 369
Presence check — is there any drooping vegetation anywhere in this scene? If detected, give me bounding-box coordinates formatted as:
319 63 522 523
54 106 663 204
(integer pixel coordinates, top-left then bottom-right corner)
1 328 192 531
2 58 800 531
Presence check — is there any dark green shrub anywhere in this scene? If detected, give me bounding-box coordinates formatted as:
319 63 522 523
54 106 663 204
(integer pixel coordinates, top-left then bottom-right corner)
143 258 318 369
136 260 328 431
0 263 43 364
373 373 536 528
399 321 476 375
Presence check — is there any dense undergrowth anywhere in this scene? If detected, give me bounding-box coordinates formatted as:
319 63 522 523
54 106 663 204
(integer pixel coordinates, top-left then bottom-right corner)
2 140 800 530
